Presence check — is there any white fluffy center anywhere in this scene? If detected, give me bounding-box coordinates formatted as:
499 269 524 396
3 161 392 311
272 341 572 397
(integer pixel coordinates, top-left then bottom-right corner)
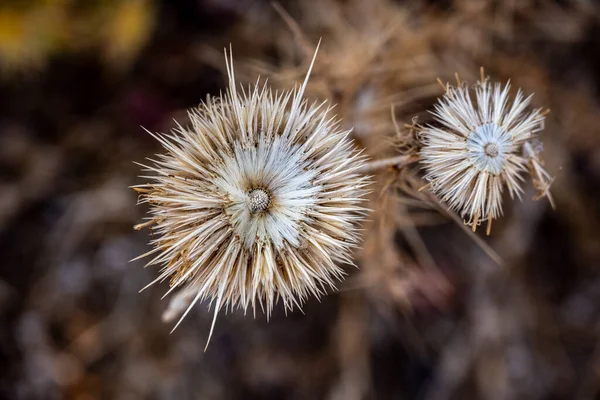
214 136 320 249
466 123 512 175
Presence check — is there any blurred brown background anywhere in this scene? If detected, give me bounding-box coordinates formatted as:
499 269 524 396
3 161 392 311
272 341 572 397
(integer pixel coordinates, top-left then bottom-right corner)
1 0 600 399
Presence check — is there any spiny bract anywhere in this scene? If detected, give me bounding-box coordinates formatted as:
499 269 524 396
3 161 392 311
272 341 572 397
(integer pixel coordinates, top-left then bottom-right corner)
133 46 369 346
419 72 554 234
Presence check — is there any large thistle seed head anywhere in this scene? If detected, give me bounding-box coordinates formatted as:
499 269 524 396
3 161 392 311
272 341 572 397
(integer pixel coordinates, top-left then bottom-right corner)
133 45 369 345
419 72 554 234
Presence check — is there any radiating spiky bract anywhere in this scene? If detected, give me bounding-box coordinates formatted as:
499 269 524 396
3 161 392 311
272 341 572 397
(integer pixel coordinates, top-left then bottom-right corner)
133 48 368 343
419 74 554 233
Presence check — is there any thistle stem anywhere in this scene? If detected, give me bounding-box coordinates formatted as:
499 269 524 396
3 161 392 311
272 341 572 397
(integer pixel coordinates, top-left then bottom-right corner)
358 155 419 174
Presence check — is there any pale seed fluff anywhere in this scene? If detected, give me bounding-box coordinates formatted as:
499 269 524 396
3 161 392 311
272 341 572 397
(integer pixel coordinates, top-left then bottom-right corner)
133 46 369 346
419 73 554 233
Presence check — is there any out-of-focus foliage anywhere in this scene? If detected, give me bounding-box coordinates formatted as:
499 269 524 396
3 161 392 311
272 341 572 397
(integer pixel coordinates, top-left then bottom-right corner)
0 0 155 76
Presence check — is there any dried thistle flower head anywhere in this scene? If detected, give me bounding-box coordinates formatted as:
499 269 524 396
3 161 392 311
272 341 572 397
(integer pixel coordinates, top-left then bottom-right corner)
133 46 369 346
419 70 554 234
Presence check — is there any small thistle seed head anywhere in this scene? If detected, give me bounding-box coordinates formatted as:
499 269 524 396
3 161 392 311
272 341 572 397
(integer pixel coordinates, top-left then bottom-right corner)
419 74 554 233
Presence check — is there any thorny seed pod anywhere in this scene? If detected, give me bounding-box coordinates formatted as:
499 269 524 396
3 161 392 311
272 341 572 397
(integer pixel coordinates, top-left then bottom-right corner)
132 45 369 347
418 70 554 234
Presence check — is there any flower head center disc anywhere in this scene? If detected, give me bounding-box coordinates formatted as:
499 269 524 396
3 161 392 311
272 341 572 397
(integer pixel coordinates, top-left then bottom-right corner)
466 123 511 174
484 143 499 158
248 188 271 213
